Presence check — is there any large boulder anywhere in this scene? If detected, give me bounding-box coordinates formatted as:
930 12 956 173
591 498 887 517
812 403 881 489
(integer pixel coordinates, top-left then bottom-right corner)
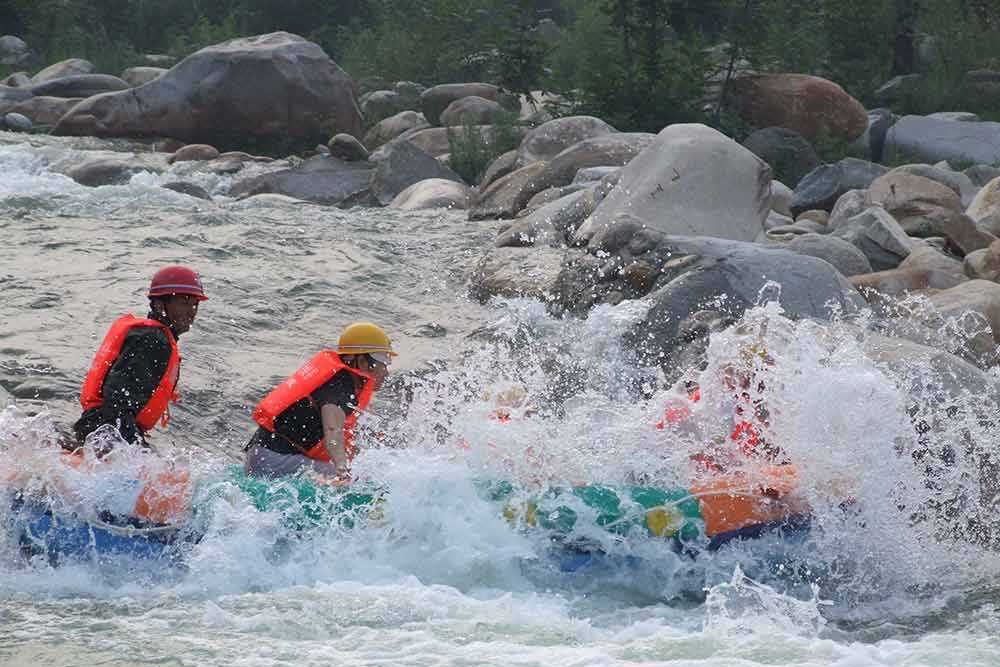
885 115 1000 166
328 133 369 162
32 58 94 83
121 67 167 87
0 84 34 112
468 162 549 221
516 116 616 166
791 158 888 216
469 246 568 304
30 74 129 98
2 72 30 87
0 36 30 66
742 127 819 188
480 150 519 190
900 245 968 289
559 235 865 367
53 33 363 144
421 83 499 126
728 73 867 142
890 163 977 208
439 96 507 127
228 155 374 206
496 188 599 247
538 132 656 194
388 125 499 159
866 171 962 219
3 112 31 132
361 90 410 127
363 110 429 151
388 178 470 210
8 96 82 126
968 177 1000 223
574 124 771 249
774 233 873 277
369 140 463 206
65 155 166 187
830 207 913 271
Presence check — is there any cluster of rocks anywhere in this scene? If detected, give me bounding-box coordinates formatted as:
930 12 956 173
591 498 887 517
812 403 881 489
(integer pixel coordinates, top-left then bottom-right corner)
7 30 1000 377
467 99 1000 374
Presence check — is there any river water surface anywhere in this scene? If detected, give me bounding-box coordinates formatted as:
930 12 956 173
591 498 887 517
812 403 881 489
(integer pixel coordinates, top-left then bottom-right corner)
2 130 1000 666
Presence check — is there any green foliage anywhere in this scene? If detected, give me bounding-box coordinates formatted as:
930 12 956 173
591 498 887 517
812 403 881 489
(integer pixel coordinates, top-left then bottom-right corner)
447 112 522 185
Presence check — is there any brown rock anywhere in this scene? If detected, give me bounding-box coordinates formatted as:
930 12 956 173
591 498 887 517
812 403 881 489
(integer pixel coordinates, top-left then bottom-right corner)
169 144 220 163
796 210 829 225
728 73 867 142
8 96 82 126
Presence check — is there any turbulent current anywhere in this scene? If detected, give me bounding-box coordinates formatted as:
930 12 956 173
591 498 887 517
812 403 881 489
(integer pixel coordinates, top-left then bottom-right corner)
2 130 1000 666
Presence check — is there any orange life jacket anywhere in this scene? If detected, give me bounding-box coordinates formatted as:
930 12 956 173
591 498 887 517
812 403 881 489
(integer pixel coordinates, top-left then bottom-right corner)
252 351 375 462
79 315 180 432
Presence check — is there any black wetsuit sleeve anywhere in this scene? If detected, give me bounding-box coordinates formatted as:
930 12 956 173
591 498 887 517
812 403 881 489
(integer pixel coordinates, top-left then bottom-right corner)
73 327 172 445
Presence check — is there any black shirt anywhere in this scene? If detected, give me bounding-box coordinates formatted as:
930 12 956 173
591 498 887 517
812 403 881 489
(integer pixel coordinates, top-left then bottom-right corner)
73 323 174 447
253 370 360 455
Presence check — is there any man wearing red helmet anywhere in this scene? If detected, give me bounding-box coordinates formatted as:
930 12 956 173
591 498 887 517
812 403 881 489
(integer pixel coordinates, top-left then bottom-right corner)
72 265 208 450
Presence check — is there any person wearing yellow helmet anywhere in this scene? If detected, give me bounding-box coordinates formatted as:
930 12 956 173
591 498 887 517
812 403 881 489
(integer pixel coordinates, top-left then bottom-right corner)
244 322 395 481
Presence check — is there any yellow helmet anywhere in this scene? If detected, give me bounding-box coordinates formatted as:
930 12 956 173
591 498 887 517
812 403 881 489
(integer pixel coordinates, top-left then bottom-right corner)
337 322 397 357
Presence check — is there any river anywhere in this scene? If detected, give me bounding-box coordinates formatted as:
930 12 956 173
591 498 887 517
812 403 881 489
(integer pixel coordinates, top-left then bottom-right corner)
1 130 1000 666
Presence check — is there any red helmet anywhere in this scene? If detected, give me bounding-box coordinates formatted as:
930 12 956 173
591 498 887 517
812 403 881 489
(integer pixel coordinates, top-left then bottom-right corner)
147 265 208 300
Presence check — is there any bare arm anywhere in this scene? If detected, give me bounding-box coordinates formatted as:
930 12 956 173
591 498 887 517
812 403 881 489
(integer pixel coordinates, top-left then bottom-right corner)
320 403 349 475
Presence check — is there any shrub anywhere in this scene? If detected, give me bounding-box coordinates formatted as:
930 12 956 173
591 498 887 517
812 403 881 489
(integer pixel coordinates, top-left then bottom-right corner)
447 111 522 185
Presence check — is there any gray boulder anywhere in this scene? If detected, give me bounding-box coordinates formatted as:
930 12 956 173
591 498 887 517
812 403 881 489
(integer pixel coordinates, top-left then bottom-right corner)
897 244 967 289
592 236 864 368
830 207 913 271
30 74 129 98
791 158 888 216
2 72 30 87
8 96 82 126
779 233 874 277
121 67 167 87
885 115 1000 166
66 157 164 187
369 140 463 206
965 165 1000 188
361 90 408 127
54 33 363 144
439 96 507 127
480 150 519 190
388 178 470 210
421 83 499 126
928 112 981 123
3 112 32 132
0 84 34 111
469 162 549 220
742 127 819 188
517 116 616 166
0 36 30 66
363 110 429 152
32 58 94 83
496 188 598 247
575 124 770 249
328 133 369 162
228 155 374 206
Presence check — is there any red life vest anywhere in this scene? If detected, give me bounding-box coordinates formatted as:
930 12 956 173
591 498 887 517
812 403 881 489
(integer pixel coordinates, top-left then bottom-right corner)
657 386 765 457
79 315 180 432
252 351 375 462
